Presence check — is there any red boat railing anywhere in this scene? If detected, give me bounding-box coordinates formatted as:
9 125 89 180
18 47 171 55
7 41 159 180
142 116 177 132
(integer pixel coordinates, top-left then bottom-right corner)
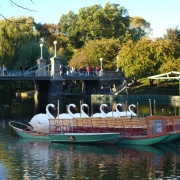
48 116 180 137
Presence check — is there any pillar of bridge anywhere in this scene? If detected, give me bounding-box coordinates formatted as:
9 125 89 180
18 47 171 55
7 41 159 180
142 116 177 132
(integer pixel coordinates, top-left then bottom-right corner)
48 56 64 97
37 58 47 69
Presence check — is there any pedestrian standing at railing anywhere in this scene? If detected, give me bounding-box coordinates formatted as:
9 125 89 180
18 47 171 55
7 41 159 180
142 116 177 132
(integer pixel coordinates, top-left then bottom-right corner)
24 66 28 75
83 67 86 74
66 65 70 75
62 66 66 77
2 64 7 76
79 66 83 75
70 66 75 75
109 83 114 94
87 66 90 76
20 64 23 75
95 66 100 76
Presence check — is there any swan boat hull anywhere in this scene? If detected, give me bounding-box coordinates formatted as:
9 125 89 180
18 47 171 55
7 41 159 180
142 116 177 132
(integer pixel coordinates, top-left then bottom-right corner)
116 134 171 146
48 132 119 145
160 133 180 143
9 121 50 140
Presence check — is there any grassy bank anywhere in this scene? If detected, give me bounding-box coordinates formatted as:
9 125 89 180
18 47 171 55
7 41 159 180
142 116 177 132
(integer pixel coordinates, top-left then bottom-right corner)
124 78 180 95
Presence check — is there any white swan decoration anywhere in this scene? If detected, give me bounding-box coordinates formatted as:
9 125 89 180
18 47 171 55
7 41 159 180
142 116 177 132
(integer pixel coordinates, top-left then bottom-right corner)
46 103 56 118
91 104 108 118
119 104 137 116
29 103 56 133
106 103 122 117
71 103 89 118
56 104 77 119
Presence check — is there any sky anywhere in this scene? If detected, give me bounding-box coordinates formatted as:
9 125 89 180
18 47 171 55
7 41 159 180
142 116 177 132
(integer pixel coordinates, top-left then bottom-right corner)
0 0 180 38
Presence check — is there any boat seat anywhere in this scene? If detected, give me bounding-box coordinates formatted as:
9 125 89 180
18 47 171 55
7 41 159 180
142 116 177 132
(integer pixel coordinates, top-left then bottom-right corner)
91 119 108 132
75 118 86 132
49 119 58 133
83 119 93 132
61 119 74 133
114 119 124 133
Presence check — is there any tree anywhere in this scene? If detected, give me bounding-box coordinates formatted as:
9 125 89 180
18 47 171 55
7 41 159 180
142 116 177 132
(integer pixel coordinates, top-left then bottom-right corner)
69 38 120 70
0 16 44 69
35 23 59 46
58 3 130 49
129 16 152 41
16 42 50 69
118 39 158 78
118 30 180 80
163 26 180 43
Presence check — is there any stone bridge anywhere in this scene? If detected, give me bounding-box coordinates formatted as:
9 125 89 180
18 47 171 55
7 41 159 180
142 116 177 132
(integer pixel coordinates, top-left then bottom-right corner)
0 56 123 97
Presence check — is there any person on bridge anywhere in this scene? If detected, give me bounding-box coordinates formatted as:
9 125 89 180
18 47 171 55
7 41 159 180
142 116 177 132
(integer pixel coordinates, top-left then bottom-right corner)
62 66 66 77
87 66 90 76
20 64 23 75
79 66 83 75
2 64 7 76
24 66 28 75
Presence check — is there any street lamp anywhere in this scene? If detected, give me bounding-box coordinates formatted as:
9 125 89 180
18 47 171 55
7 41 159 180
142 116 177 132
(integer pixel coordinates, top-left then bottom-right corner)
100 58 103 71
53 40 57 57
40 43 43 59
116 56 119 72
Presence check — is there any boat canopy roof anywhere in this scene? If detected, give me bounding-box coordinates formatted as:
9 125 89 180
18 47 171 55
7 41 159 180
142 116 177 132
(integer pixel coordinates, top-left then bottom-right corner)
148 71 180 80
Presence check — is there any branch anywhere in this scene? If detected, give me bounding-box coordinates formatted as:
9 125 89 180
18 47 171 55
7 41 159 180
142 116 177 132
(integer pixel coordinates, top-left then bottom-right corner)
0 14 34 39
10 0 37 12
0 14 33 24
0 1 37 40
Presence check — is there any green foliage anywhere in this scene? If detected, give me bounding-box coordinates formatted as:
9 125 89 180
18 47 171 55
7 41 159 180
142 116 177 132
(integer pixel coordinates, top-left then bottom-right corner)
16 42 50 69
58 3 130 49
118 39 157 78
129 16 152 41
0 16 40 69
118 32 180 79
69 38 120 70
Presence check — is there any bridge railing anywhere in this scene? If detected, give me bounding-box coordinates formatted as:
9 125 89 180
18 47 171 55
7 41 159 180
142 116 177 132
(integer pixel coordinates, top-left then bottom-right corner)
0 64 52 77
0 63 105 78
28 65 38 72
63 70 102 77
35 64 51 76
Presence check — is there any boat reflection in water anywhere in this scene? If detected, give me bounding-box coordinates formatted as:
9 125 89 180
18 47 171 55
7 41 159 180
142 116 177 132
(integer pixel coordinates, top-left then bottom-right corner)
116 144 166 156
49 142 119 155
16 138 180 180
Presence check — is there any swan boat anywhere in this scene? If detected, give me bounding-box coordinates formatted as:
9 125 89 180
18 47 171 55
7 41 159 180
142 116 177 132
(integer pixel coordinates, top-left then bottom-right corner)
9 115 180 145
115 116 180 145
48 115 180 146
9 121 120 145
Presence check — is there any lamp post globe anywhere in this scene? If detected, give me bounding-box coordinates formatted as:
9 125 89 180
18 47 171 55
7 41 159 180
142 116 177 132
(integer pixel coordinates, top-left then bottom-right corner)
100 58 103 72
53 41 57 57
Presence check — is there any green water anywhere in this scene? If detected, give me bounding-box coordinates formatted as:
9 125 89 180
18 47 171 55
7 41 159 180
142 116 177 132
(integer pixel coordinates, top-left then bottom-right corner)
1 89 180 179
1 126 180 180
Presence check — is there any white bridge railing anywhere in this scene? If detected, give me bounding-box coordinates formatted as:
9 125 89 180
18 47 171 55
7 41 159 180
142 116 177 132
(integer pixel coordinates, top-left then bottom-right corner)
62 71 102 77
0 64 102 78
0 64 52 77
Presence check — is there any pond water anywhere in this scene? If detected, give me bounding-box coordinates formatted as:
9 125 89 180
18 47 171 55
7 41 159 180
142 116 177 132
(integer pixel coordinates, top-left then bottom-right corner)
1 92 180 179
1 125 180 180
